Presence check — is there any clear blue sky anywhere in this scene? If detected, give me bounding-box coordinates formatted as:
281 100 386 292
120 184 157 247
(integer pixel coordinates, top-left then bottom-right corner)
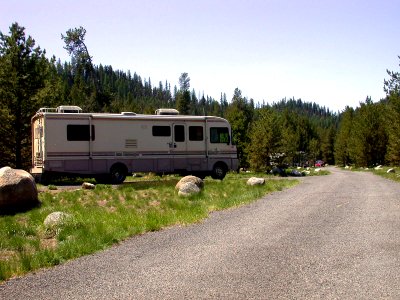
2 0 399 112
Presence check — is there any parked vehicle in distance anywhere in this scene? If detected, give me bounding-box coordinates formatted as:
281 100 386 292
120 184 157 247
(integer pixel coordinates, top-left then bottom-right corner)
315 160 325 167
31 106 239 183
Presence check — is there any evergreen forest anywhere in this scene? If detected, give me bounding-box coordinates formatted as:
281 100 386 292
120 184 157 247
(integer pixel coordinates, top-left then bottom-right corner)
1 23 399 171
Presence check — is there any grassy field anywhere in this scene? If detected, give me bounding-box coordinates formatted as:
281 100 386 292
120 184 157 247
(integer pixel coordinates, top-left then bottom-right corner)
358 166 400 182
0 172 298 282
343 165 400 183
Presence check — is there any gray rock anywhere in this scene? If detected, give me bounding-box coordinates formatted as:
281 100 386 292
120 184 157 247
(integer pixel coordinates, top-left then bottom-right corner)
82 182 96 189
175 175 204 190
247 177 265 186
387 168 395 173
271 167 286 177
44 211 72 228
290 169 303 177
178 182 201 197
0 166 39 211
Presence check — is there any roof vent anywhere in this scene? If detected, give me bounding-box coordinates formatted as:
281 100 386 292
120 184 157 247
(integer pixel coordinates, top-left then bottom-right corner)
56 106 82 113
155 108 179 115
37 107 57 113
121 112 136 116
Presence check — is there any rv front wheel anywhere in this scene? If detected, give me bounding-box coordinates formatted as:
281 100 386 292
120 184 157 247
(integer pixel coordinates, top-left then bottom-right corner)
211 163 227 180
110 164 127 184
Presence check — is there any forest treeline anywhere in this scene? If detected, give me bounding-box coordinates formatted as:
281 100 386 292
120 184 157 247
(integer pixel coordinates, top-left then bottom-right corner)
1 23 399 171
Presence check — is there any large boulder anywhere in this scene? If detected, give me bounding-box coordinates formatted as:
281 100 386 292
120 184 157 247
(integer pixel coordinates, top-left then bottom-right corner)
271 166 286 177
178 182 201 197
0 167 39 212
175 175 204 191
290 169 303 177
247 177 265 186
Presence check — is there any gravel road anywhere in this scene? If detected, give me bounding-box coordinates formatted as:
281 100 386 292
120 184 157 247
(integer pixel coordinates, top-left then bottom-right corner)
1 167 400 299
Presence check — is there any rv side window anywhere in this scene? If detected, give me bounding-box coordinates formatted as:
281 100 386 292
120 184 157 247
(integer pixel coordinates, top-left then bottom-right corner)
67 125 95 141
152 126 171 136
189 126 203 141
210 127 229 144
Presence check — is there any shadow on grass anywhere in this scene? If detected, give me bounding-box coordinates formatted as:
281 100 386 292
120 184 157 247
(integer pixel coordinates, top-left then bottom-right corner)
0 201 41 216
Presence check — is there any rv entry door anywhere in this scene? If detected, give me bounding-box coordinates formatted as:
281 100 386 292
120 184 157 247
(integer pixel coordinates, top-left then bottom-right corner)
172 124 188 171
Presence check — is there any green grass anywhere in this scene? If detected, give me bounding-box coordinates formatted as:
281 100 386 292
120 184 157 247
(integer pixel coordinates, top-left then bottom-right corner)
344 165 400 182
285 167 330 176
0 173 297 282
369 166 399 182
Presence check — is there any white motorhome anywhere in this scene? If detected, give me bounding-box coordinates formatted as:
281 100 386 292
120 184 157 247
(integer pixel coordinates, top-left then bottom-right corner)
31 106 239 183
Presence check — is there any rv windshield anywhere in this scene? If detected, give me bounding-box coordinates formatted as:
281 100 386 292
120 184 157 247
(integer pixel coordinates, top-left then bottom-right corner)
210 127 230 144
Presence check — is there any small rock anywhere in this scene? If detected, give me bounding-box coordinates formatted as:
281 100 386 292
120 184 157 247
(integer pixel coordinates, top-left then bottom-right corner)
82 182 95 189
247 177 265 186
387 168 395 173
44 211 72 228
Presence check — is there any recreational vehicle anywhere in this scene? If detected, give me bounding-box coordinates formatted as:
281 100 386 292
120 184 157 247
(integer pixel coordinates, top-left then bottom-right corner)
31 106 239 183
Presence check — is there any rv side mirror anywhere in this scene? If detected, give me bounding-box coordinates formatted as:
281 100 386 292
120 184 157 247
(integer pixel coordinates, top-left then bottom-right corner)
227 135 231 145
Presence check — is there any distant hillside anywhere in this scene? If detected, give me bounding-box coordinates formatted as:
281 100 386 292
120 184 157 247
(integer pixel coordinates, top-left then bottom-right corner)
270 98 339 128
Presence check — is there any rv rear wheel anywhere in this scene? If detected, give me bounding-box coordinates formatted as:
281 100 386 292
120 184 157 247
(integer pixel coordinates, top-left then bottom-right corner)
110 164 127 184
211 163 227 180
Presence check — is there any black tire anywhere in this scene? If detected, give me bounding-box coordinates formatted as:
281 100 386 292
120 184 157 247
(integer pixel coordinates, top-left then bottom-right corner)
110 164 127 184
211 164 227 180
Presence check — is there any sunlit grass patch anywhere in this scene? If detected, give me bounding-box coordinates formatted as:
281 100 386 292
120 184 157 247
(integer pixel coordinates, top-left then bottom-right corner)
0 173 297 282
345 165 400 182
370 166 399 182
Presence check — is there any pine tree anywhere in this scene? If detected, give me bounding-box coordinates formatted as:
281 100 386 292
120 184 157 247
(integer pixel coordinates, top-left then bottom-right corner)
176 73 191 114
347 98 387 167
334 107 353 166
308 138 320 167
226 88 253 167
62 26 101 111
384 56 400 164
320 126 336 165
385 94 400 164
247 108 281 171
279 110 300 165
0 23 50 168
